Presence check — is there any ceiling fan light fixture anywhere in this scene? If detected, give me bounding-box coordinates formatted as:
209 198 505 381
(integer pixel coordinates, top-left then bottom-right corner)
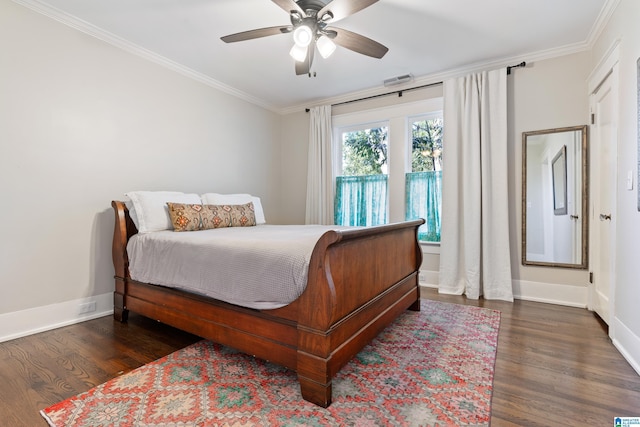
316 35 336 59
292 25 313 47
220 0 388 76
289 44 308 62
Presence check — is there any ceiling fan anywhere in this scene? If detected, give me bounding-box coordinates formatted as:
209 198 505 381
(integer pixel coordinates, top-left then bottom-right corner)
220 0 388 76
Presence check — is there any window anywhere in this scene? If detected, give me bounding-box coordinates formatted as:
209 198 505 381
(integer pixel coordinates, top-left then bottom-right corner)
405 115 443 242
333 100 443 244
334 123 388 226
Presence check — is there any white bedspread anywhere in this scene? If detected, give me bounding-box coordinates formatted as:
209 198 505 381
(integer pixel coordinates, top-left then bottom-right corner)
126 224 342 309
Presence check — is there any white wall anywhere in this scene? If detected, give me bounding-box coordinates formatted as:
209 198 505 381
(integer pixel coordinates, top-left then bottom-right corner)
509 51 592 305
278 110 309 224
0 0 281 332
591 0 640 373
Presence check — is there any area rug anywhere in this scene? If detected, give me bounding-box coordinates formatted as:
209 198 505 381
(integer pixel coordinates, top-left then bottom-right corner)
41 299 500 426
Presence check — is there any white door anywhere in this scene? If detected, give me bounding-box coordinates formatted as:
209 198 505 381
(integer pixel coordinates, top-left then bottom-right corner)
589 70 617 325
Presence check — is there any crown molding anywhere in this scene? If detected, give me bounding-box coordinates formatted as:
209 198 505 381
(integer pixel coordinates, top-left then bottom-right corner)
281 40 592 116
586 0 620 48
14 0 618 116
12 0 281 113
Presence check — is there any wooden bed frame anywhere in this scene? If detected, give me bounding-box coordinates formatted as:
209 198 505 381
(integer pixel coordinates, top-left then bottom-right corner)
111 200 424 407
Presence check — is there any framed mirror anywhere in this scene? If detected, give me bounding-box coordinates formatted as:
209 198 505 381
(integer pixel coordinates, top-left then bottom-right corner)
522 125 588 268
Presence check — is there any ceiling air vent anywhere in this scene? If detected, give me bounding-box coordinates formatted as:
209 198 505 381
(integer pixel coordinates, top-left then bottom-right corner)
383 74 413 87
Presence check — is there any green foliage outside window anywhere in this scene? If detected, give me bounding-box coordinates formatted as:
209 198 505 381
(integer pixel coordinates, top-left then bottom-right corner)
342 127 388 176
412 118 443 172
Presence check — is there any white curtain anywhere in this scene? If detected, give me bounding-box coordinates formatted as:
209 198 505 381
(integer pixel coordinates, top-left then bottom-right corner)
439 69 513 301
305 105 334 225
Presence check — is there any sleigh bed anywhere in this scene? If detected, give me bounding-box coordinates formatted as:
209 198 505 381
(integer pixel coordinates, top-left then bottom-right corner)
111 199 423 407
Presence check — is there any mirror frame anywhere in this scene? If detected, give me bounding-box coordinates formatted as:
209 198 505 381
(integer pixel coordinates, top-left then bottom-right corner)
522 125 589 269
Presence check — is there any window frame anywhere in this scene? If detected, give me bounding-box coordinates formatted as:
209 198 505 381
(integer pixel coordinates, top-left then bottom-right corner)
332 98 443 251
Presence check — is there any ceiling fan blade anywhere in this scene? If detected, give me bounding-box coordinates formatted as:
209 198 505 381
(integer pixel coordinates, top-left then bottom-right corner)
318 0 379 22
271 0 306 17
329 27 388 58
295 46 315 75
221 26 291 43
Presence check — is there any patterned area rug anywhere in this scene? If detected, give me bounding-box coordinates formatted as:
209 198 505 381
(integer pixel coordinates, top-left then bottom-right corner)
41 299 500 426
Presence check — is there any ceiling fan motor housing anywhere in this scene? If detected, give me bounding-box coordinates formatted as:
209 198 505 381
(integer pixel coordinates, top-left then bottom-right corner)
296 0 331 14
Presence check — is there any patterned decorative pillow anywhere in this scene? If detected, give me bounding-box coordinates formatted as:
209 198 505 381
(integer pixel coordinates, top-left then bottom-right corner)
166 203 204 232
202 202 257 229
200 193 266 224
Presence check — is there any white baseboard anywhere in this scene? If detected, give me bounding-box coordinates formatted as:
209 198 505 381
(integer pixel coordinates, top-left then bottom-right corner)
419 269 588 308
3 282 636 380
513 279 588 308
419 269 439 288
612 316 640 376
0 276 589 343
0 292 113 343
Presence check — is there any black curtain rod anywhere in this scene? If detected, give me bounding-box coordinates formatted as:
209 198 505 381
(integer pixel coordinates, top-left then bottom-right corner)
332 81 443 108
305 81 442 113
305 62 527 112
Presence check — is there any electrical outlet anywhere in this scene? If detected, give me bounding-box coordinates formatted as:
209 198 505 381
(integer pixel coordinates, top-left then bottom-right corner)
78 301 96 314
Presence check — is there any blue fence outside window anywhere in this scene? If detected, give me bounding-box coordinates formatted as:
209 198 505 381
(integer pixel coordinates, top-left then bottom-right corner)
405 171 442 242
334 172 441 243
334 175 387 226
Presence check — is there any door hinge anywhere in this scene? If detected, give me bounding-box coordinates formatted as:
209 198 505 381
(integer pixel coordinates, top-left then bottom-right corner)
589 272 593 283
591 113 595 125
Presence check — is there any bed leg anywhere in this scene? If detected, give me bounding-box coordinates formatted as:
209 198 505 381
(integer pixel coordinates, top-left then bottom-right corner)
114 307 129 323
408 298 421 311
298 376 332 408
113 290 129 322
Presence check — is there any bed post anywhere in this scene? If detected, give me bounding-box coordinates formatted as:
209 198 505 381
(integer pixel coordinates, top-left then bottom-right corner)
111 201 131 322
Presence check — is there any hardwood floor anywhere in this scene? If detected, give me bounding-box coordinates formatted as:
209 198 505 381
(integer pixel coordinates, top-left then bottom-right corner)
421 288 640 426
1 288 638 426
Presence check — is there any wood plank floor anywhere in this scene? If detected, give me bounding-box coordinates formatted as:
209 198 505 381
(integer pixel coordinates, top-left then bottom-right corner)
1 288 638 426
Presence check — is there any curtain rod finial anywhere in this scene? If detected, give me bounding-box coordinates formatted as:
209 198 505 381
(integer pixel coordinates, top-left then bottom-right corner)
507 61 527 75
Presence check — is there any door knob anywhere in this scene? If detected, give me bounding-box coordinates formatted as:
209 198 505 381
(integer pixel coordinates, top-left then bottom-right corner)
599 213 612 221
570 215 579 220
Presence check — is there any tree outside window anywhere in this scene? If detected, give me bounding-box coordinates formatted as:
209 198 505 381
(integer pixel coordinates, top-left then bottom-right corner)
342 127 388 175
412 117 443 172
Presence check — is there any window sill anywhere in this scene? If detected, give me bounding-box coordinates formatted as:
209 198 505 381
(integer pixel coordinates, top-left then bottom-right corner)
420 242 440 255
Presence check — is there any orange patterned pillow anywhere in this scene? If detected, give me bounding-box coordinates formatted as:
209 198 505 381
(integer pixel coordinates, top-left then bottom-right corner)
202 202 257 229
166 203 204 231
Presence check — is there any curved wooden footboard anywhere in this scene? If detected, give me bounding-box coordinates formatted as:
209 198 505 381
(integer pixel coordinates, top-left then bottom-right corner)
296 221 423 406
111 200 423 407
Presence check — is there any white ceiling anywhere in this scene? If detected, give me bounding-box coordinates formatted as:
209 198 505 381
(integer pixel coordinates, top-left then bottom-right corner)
19 0 611 113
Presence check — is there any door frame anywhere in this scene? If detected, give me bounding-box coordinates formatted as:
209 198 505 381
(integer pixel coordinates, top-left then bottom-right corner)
587 39 619 333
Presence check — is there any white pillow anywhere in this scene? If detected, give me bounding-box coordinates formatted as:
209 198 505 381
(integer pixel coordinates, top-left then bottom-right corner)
200 193 266 224
125 191 202 233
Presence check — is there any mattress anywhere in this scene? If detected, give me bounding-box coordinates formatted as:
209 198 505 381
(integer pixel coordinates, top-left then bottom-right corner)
126 224 343 309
